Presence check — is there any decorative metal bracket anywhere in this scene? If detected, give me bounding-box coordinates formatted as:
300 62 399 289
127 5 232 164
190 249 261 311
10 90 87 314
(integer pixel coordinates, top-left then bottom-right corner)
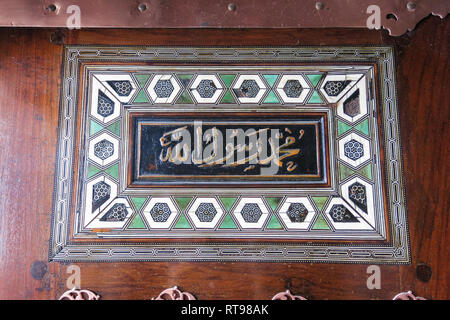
152 286 197 300
272 290 308 300
57 287 428 300
59 288 101 300
392 291 426 300
0 0 447 36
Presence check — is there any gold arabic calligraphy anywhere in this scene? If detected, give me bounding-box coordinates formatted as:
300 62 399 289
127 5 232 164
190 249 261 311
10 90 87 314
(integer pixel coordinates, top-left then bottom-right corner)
159 125 304 173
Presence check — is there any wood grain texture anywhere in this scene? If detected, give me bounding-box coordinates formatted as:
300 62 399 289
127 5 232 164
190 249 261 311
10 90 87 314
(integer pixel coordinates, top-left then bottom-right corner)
0 16 448 300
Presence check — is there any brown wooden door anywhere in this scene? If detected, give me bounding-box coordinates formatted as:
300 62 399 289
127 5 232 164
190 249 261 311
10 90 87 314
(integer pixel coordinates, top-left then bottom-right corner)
0 16 448 300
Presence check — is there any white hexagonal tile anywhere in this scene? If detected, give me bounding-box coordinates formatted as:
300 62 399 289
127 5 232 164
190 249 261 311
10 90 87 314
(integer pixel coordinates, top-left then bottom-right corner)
94 74 138 103
278 197 316 230
190 75 223 103
336 76 368 123
187 198 224 229
276 75 311 104
142 197 179 229
90 77 121 124
319 73 363 103
232 197 270 229
340 177 375 228
147 74 181 104
88 132 120 167
324 197 373 230
232 75 267 104
86 197 133 229
84 175 118 227
338 132 371 168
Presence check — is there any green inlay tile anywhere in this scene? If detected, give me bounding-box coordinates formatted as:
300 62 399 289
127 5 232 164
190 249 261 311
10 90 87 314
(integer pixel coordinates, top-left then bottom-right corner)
106 121 120 136
178 74 194 88
173 213 192 229
127 214 147 229
220 90 235 104
174 197 193 211
220 197 237 212
105 163 119 180
176 90 194 104
306 74 323 87
266 214 283 230
131 197 147 212
133 89 150 103
134 74 151 88
87 163 101 178
219 214 238 229
311 196 328 212
263 74 278 87
219 74 236 87
357 163 373 180
265 197 282 211
355 118 370 136
90 119 104 136
312 214 331 230
339 163 355 181
263 90 280 104
337 120 352 136
308 90 324 104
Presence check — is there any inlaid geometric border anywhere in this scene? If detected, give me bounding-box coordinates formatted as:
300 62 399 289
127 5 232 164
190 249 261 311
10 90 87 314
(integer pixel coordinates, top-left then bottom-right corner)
49 46 410 264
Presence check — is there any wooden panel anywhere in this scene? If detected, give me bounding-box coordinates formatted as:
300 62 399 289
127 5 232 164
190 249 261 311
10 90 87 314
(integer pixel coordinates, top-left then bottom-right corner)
0 16 448 299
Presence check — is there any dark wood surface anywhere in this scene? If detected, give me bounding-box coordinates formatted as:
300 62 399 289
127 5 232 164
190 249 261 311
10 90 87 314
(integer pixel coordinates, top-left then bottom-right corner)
0 16 448 300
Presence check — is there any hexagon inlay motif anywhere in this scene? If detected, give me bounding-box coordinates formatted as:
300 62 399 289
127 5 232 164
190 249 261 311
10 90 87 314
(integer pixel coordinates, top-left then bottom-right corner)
241 203 262 223
286 203 308 223
283 80 303 98
150 203 172 222
94 139 114 160
154 79 174 98
239 79 260 98
344 139 364 161
196 80 217 99
195 203 218 222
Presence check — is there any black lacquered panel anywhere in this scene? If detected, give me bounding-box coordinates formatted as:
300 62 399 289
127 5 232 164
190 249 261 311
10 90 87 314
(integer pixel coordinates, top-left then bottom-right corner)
132 114 328 186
